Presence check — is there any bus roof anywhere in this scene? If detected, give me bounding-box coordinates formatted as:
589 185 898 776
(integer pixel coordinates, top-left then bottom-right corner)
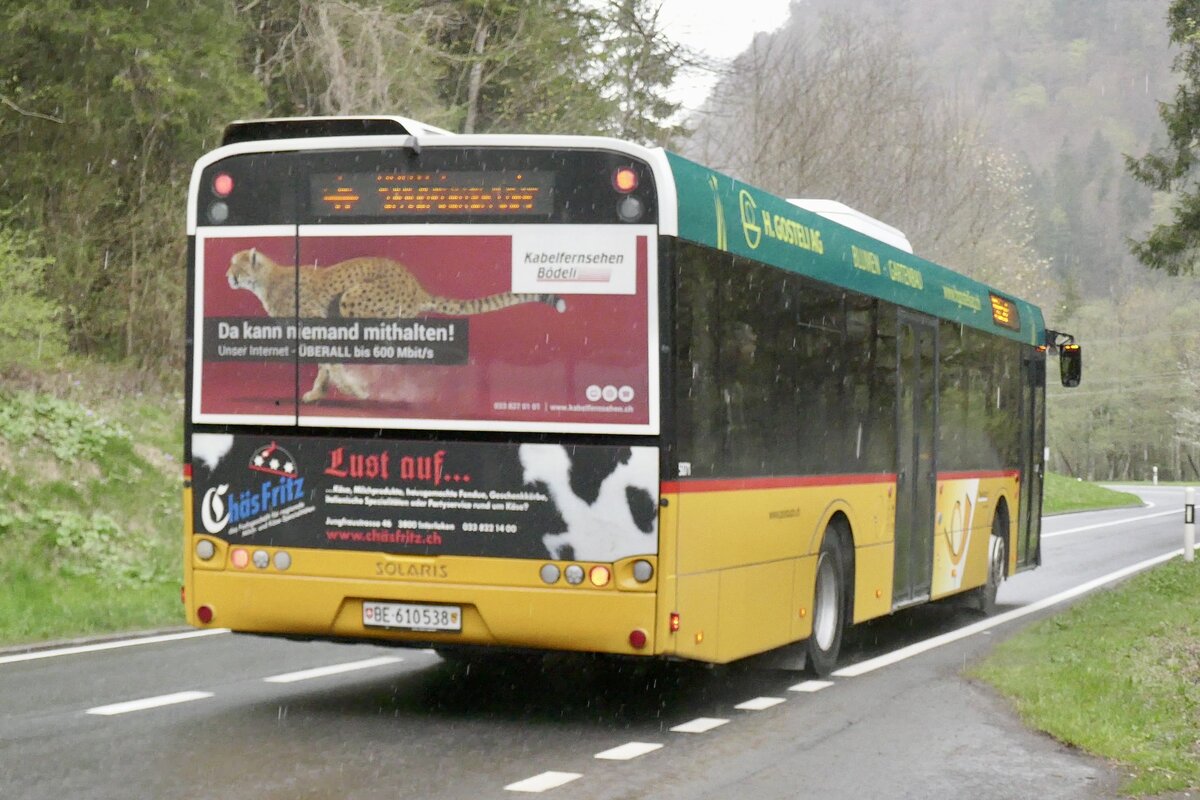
189 124 1044 345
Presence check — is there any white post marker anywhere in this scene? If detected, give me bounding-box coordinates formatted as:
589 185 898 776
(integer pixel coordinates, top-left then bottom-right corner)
1185 486 1196 564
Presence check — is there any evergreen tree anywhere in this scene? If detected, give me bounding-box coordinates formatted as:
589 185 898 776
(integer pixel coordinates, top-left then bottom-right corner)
1126 0 1200 274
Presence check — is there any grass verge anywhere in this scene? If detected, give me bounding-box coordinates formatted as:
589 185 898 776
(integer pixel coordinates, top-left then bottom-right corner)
973 558 1200 795
1042 471 1143 514
0 362 184 646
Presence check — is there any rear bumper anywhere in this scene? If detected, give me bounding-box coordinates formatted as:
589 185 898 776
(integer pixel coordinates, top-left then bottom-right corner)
188 570 659 656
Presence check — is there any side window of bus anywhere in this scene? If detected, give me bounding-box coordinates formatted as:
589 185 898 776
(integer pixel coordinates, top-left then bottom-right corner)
939 320 970 471
848 296 896 473
674 244 725 477
948 326 1023 471
674 242 897 479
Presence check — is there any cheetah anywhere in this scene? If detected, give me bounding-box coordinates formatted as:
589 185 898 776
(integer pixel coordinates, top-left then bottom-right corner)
226 248 566 402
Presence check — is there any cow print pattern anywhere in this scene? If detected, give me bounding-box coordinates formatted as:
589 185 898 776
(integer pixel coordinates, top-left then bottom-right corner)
519 444 659 561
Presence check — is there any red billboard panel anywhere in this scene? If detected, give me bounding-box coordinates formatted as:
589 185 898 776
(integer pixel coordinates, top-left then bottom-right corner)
193 225 658 433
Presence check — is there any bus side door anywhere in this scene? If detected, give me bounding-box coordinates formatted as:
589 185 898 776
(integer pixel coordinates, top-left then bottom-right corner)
1016 350 1046 570
893 312 938 607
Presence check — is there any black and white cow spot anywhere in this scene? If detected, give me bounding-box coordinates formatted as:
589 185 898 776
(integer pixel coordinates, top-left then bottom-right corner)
518 444 659 561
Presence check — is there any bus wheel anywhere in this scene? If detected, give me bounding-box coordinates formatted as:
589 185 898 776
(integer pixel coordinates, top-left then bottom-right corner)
969 515 1006 615
805 531 846 676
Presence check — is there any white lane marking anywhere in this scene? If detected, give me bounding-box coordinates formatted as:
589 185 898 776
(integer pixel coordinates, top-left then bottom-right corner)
87 690 214 716
670 717 729 733
595 742 664 760
735 696 786 711
0 628 230 667
833 546 1191 678
263 656 402 683
788 680 833 693
504 772 583 793
1043 508 1177 538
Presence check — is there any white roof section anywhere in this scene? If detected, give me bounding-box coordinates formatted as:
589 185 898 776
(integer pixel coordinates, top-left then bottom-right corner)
223 115 456 139
787 199 913 254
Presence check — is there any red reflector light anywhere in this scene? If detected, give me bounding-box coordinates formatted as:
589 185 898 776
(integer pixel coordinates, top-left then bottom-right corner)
669 612 680 632
629 629 647 649
613 167 638 193
212 173 234 197
197 605 214 624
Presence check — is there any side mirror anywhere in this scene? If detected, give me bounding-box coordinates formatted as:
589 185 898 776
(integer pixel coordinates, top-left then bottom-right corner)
1059 344 1081 388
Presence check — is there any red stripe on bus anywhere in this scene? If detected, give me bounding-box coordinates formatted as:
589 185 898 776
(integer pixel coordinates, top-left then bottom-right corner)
661 473 897 494
937 470 1020 481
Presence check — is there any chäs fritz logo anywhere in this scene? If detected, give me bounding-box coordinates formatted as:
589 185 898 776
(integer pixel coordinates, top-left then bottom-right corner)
196 440 310 538
200 484 230 534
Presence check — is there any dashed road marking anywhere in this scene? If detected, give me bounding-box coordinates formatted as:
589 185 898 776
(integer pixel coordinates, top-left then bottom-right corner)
504 772 582 793
594 742 663 760
263 656 402 683
87 691 214 716
670 717 729 733
789 680 833 693
735 696 786 711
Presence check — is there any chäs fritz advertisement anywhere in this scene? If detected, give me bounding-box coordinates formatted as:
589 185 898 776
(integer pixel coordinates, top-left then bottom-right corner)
191 433 659 561
192 225 658 433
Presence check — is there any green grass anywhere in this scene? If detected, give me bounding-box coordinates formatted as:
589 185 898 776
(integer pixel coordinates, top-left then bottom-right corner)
973 558 1200 795
1042 471 1143 514
0 363 184 646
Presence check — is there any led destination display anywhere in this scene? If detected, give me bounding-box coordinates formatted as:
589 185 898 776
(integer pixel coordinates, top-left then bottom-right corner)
311 171 555 217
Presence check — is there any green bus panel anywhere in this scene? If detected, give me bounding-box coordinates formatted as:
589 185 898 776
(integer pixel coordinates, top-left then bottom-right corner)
666 152 1044 346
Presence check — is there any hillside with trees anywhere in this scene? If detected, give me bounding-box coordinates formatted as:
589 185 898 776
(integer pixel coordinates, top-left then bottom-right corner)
1 0 1197 481
686 0 1200 480
0 0 685 372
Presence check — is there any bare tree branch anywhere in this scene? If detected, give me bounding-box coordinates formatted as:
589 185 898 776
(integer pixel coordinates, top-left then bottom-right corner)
0 94 63 123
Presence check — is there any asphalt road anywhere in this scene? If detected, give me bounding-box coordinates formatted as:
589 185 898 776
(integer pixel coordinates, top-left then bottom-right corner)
0 485 1193 799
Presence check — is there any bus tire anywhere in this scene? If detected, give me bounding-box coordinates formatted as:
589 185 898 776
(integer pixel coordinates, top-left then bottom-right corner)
968 514 1007 615
805 530 847 676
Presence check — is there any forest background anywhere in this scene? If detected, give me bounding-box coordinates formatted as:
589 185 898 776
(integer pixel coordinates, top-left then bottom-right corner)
1 0 1198 482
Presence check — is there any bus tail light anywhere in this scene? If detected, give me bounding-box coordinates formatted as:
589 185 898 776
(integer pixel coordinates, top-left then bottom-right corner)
617 195 644 223
629 629 647 649
230 548 250 569
197 605 214 624
589 565 611 587
669 612 680 632
613 167 638 193
212 172 235 197
632 559 654 582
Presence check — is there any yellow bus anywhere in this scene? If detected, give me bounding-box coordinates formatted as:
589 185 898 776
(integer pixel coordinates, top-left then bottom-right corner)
183 116 1081 674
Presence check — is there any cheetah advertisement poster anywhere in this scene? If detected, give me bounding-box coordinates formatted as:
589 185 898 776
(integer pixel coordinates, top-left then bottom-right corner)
192 225 657 433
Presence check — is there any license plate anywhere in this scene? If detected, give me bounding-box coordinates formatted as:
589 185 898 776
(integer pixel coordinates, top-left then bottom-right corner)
362 601 462 632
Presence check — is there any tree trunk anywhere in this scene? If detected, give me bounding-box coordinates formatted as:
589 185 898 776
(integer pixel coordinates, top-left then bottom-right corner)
464 18 489 134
